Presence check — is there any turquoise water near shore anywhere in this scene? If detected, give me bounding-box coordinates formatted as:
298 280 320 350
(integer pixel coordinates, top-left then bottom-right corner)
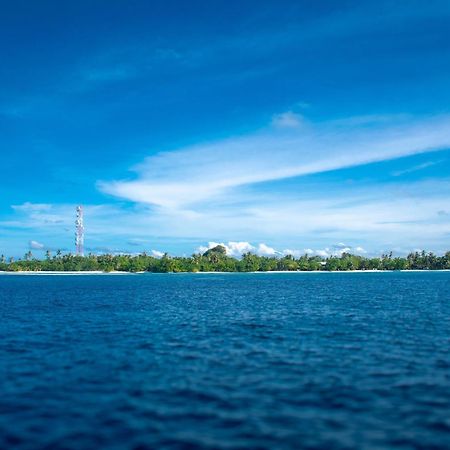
1 272 449 449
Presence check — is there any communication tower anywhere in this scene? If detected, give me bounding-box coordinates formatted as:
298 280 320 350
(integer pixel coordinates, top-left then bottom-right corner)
75 205 84 256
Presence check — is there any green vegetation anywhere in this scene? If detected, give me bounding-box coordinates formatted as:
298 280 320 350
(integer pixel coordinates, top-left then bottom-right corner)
1 246 449 273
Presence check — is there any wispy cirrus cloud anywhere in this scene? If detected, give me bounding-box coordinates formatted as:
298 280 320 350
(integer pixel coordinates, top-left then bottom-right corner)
391 160 442 177
5 109 450 258
12 202 52 213
28 240 45 250
99 113 450 209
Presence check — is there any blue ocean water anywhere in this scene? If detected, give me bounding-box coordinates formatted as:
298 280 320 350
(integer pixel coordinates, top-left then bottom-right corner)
0 272 449 449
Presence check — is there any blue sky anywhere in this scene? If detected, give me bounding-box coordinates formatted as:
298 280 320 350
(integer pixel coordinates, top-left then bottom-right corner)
1 0 450 258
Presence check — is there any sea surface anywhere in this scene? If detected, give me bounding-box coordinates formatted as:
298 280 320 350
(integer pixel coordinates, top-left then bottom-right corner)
1 272 449 449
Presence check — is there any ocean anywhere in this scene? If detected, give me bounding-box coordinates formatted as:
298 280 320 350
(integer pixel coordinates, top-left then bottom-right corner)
1 272 449 449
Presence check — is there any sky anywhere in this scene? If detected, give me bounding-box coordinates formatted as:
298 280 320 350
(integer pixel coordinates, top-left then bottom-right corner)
1 0 450 258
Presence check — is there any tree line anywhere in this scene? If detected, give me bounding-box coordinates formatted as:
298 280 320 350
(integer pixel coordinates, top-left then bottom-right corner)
1 246 449 273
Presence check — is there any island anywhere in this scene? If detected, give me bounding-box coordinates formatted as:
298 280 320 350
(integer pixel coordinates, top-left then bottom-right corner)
1 246 449 273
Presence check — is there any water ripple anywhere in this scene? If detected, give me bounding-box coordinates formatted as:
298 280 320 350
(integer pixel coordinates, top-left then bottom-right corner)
1 272 449 449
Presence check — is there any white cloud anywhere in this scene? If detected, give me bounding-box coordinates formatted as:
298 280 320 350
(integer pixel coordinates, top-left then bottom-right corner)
99 114 450 209
29 240 45 250
282 249 307 257
228 241 254 255
197 241 256 257
5 177 450 258
197 242 224 255
151 250 165 258
391 160 441 177
271 111 306 128
257 243 278 256
10 202 71 228
197 241 280 257
13 202 52 212
283 248 332 258
280 245 367 258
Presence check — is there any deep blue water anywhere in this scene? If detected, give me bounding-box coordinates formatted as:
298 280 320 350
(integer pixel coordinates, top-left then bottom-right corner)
0 272 449 450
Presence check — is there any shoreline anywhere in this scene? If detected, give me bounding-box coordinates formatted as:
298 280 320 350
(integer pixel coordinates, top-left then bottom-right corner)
1 269 449 275
0 271 131 275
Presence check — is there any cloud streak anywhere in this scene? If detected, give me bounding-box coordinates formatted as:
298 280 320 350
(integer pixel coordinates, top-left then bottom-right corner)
391 160 442 177
99 114 450 208
29 240 45 250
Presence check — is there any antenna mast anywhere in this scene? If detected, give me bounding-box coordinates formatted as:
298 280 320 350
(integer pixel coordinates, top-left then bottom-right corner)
75 205 84 256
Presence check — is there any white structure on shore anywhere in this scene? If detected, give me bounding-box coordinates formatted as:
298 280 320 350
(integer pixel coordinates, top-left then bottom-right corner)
75 206 84 256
